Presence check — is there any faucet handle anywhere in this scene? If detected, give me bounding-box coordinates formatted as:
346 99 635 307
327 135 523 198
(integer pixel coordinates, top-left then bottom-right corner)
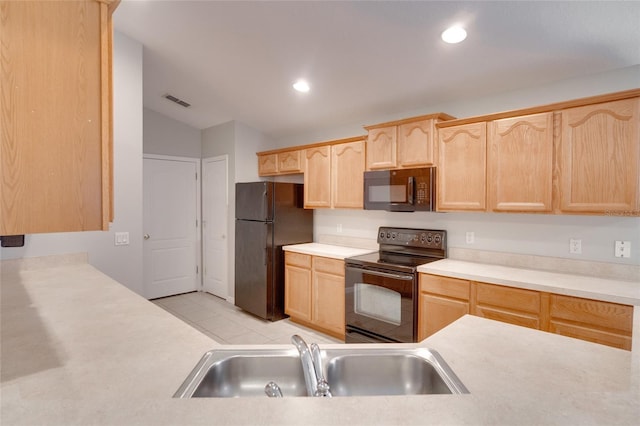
310 343 332 397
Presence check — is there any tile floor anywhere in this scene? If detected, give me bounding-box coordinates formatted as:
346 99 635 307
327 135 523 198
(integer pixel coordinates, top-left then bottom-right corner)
152 291 343 345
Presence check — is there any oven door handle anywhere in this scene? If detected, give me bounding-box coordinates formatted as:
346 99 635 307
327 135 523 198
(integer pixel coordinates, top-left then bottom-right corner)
349 267 414 281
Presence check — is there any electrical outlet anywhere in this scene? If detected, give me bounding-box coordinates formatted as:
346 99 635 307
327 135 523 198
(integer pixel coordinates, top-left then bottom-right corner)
115 232 130 246
466 232 475 244
569 239 582 254
615 241 631 258
336 224 343 233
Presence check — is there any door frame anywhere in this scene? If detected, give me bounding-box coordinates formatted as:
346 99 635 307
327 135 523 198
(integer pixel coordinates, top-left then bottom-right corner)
143 154 202 294
202 154 231 301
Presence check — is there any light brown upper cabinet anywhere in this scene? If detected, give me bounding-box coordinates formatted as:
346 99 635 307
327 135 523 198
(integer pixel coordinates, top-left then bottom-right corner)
488 113 554 212
364 114 455 171
257 148 303 176
331 140 365 208
437 122 488 211
1 0 119 235
558 97 640 214
304 137 365 209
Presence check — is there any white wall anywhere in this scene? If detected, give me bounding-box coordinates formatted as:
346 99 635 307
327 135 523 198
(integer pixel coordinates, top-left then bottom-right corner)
0 32 145 294
143 107 201 158
275 65 640 266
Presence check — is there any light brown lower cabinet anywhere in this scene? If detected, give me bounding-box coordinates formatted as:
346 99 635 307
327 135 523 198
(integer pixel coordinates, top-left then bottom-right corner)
285 252 345 340
418 273 633 350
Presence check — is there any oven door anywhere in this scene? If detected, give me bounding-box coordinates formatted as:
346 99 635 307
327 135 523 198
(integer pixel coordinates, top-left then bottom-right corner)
345 264 417 343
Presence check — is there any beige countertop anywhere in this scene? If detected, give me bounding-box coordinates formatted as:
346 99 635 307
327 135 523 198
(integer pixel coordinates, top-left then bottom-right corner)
283 243 375 259
2 254 639 425
418 259 640 306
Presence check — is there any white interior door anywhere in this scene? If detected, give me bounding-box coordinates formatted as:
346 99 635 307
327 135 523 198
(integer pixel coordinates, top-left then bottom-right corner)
202 156 228 298
143 157 200 299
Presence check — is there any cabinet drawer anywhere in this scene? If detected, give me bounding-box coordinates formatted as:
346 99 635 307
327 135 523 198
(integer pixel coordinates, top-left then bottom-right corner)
285 252 311 268
475 306 540 330
475 282 540 314
550 295 633 332
549 320 631 350
313 256 344 276
419 274 470 300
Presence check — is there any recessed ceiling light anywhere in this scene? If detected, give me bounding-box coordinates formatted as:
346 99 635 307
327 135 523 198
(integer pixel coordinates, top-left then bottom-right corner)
293 79 310 93
441 26 467 44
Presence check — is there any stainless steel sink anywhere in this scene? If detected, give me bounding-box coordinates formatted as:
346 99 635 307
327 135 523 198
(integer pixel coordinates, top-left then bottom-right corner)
174 346 468 398
324 348 468 396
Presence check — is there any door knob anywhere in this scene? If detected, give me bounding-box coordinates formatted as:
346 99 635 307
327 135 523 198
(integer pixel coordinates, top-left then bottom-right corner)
144 234 150 240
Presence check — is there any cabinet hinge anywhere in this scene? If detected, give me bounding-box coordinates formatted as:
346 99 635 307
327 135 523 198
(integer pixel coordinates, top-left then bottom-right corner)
196 265 199 274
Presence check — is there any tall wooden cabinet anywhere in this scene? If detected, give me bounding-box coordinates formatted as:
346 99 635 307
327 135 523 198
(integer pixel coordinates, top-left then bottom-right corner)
0 0 119 235
488 113 554 212
437 122 487 211
558 98 640 214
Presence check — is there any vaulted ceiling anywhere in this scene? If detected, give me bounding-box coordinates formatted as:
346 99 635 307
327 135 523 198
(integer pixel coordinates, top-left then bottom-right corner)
113 1 640 139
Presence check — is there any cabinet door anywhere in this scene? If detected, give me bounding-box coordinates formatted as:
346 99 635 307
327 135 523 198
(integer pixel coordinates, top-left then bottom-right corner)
488 113 554 212
278 150 302 173
332 140 365 209
366 126 397 170
304 146 332 208
418 274 470 340
1 0 116 234
437 122 487 211
418 293 469 341
258 153 278 176
284 263 312 322
397 119 436 167
559 98 640 214
313 271 345 338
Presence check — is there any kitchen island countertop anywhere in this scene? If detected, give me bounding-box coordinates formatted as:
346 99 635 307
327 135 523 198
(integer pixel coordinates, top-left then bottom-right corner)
1 254 638 425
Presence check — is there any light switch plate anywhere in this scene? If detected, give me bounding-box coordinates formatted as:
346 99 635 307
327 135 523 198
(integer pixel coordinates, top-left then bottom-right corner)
115 232 130 246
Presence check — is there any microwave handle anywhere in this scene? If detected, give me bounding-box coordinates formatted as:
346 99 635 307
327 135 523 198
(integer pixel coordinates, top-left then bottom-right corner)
407 177 415 205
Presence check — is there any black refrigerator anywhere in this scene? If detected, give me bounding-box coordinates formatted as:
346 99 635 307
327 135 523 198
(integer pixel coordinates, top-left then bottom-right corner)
235 182 313 321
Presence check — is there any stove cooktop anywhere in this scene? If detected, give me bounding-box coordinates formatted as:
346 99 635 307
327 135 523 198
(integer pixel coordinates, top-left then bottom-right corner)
345 227 447 274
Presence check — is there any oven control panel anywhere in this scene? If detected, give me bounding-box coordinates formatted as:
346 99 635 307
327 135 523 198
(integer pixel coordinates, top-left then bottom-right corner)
377 227 446 249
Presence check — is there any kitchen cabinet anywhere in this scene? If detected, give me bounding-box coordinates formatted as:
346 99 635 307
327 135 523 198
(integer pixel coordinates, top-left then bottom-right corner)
285 252 346 340
549 294 633 350
311 257 346 338
0 0 119 235
304 146 332 208
418 275 470 341
437 122 487 211
364 114 454 171
418 273 633 349
284 252 312 321
488 113 554 212
558 97 640 214
472 282 546 330
304 137 365 209
257 149 303 176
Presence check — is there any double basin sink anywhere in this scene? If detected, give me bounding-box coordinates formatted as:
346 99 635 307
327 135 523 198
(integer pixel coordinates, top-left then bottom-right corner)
174 345 468 398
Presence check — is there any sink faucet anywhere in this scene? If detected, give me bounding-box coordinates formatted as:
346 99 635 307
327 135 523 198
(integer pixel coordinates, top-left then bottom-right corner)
291 335 331 397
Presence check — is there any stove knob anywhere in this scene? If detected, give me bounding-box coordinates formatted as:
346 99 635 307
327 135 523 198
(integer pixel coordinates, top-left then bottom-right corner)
434 235 442 244
386 232 391 239
379 232 385 239
391 232 397 239
426 234 433 244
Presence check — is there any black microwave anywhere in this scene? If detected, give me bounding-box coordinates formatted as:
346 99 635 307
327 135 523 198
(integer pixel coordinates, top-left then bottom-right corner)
363 167 435 212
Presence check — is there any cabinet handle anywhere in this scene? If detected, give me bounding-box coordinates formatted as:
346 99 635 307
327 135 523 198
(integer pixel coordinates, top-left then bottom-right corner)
144 234 150 240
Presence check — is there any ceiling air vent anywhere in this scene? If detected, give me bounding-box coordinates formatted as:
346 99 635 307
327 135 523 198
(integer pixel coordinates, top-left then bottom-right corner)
164 94 191 108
